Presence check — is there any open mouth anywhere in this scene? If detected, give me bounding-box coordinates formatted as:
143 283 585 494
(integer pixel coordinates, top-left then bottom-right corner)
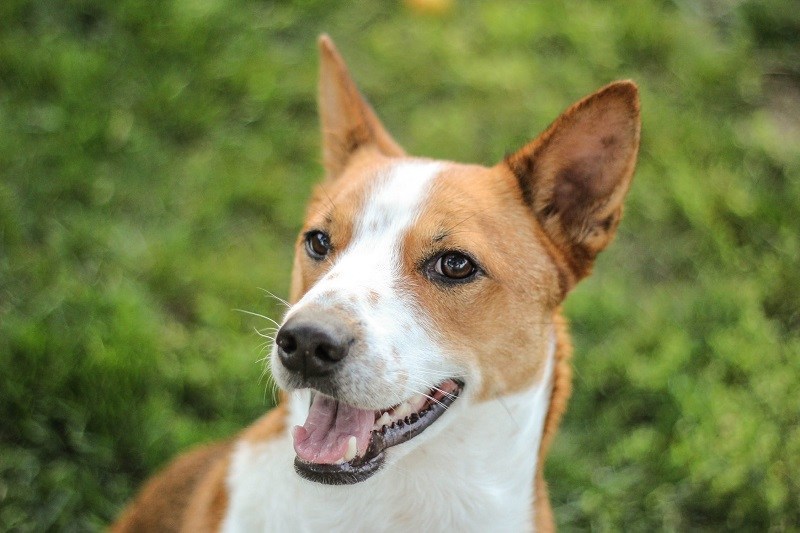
292 379 463 485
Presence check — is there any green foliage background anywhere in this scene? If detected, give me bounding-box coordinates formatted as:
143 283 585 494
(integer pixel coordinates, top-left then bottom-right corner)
1 0 798 530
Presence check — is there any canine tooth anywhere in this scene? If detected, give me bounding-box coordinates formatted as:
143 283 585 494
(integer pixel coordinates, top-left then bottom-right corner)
394 402 412 419
375 412 391 428
409 412 419 423
409 394 427 412
343 436 357 462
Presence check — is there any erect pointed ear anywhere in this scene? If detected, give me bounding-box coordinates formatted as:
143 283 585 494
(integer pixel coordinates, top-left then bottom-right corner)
505 81 640 285
317 35 405 179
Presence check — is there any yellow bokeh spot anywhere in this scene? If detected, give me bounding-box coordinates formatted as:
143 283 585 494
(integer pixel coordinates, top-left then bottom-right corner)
405 0 454 16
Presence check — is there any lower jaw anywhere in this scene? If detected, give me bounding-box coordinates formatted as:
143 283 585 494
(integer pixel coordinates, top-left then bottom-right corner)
294 450 386 485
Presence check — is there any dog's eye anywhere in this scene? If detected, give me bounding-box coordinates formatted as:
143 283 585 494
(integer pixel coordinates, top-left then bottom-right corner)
435 252 477 280
305 231 332 259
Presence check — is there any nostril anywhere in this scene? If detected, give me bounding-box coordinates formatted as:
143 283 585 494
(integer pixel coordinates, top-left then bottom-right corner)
276 330 297 354
314 344 329 361
314 342 344 363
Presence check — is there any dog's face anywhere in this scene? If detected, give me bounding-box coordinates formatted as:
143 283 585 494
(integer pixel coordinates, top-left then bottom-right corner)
270 36 639 484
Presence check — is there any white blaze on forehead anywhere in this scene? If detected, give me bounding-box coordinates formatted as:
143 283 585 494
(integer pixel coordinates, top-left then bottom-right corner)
339 160 442 291
353 160 443 245
299 160 444 303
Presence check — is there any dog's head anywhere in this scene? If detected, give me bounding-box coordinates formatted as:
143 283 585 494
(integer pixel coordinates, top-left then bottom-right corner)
270 35 640 484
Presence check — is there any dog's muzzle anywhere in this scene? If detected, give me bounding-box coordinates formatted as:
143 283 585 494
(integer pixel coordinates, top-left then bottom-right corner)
274 310 464 485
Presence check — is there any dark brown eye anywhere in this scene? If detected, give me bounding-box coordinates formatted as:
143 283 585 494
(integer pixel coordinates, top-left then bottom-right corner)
435 252 477 280
305 231 331 259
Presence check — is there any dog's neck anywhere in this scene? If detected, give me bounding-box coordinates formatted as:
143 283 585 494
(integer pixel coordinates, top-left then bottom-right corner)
224 335 555 532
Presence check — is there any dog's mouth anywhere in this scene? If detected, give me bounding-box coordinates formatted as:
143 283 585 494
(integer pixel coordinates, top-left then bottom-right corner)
292 379 463 485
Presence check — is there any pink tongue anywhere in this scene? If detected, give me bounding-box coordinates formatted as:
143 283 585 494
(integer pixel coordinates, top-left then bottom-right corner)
293 394 374 464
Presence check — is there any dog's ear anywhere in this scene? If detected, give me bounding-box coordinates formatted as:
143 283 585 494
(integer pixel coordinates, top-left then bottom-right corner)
505 81 640 283
318 35 405 179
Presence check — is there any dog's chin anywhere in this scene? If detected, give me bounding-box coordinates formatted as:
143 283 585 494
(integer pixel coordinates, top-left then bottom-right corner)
293 379 464 485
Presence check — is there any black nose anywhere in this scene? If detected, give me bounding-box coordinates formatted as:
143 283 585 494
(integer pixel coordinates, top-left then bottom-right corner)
275 315 352 378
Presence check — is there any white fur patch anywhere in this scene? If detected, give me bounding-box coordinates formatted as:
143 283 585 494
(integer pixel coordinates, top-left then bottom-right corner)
270 161 458 410
225 335 556 532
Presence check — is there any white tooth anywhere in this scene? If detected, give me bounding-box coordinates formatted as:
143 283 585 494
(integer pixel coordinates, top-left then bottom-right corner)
375 412 391 428
343 435 357 462
394 402 411 419
410 393 427 412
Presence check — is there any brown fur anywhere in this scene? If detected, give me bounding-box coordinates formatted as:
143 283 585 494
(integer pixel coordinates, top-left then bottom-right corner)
113 35 638 531
506 81 640 281
317 35 404 180
400 164 562 400
111 441 232 533
113 405 288 533
535 311 574 532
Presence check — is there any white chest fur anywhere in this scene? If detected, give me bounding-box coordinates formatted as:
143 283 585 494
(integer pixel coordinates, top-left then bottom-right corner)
222 341 554 533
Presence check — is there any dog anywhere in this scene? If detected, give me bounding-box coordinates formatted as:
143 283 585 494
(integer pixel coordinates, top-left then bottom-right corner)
113 34 640 532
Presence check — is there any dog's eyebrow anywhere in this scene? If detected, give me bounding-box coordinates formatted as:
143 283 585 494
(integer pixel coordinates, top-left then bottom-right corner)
432 231 449 243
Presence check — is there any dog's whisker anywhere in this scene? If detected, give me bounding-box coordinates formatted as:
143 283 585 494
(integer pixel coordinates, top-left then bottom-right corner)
258 287 291 308
234 308 282 328
496 397 520 430
258 369 280 406
269 380 280 406
255 344 271 355
441 211 481 235
395 381 451 410
429 385 458 398
394 371 460 388
394 367 455 379
254 327 276 340
316 182 338 213
368 374 431 410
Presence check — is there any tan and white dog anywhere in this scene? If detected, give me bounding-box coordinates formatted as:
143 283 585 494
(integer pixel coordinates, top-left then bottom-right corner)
114 35 640 532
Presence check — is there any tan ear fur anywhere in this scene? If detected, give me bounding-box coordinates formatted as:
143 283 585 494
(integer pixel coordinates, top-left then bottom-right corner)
318 35 405 179
505 81 640 284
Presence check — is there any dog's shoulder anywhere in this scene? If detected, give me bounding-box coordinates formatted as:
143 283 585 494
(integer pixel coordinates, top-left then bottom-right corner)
111 440 232 533
112 403 288 532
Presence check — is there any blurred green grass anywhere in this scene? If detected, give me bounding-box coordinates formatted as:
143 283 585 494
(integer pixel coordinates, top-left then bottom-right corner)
1 0 798 530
